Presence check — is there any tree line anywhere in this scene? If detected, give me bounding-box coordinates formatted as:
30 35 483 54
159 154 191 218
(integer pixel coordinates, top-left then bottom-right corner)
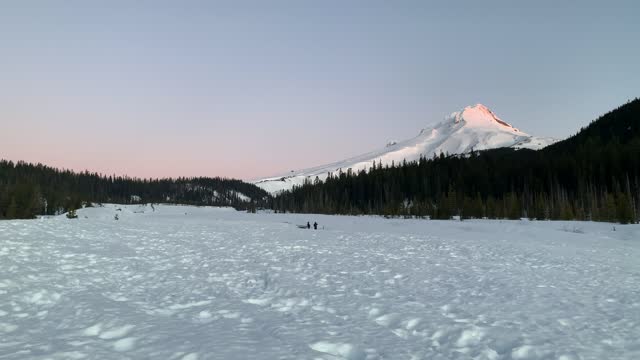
0 161 270 219
273 99 640 224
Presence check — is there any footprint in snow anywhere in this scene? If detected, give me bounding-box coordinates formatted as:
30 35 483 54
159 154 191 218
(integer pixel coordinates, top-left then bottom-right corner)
113 337 137 352
82 323 135 340
309 341 366 360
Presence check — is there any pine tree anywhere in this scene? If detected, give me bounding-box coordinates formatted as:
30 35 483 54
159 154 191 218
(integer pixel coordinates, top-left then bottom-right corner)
506 192 521 220
615 192 634 224
6 197 17 219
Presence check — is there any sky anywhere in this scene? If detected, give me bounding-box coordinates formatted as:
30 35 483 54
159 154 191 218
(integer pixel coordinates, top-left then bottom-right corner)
1 0 639 180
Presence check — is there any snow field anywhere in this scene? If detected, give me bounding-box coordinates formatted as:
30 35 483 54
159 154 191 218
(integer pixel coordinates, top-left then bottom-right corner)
0 204 639 359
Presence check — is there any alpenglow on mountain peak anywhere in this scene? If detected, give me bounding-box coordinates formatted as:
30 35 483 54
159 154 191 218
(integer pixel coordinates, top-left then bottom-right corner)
449 104 520 132
254 104 558 194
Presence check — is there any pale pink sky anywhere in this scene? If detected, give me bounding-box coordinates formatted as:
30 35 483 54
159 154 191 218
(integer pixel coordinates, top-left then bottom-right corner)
1 1 638 180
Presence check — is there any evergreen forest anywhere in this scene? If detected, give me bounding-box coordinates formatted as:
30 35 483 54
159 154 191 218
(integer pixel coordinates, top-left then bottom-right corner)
273 99 640 224
0 162 269 219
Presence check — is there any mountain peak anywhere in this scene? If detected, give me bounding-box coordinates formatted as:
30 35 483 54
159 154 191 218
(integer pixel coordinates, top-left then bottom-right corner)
449 104 520 133
254 104 556 194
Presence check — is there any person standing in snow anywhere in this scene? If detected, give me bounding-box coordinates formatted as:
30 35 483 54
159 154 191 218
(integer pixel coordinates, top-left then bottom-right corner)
307 222 311 229
313 222 318 230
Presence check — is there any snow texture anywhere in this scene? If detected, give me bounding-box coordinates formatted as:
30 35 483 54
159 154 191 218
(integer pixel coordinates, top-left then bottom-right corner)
254 104 557 194
1 204 639 359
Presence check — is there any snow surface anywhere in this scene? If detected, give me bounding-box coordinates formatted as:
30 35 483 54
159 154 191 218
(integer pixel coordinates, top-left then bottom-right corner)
1 204 639 359
253 104 557 194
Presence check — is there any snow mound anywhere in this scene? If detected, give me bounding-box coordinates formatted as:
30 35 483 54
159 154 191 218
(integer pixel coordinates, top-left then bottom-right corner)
59 203 236 222
254 104 558 194
309 341 366 360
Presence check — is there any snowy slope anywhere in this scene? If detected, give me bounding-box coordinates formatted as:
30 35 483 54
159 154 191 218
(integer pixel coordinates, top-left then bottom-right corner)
254 104 557 194
1 205 639 359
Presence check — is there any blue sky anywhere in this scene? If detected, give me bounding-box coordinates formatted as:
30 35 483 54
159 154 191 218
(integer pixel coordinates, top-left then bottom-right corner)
1 0 638 179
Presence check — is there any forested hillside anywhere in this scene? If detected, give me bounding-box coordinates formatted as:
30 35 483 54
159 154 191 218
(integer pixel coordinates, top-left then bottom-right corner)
273 99 640 224
0 162 270 219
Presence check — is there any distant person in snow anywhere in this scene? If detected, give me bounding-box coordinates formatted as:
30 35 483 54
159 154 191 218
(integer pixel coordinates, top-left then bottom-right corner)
307 222 311 229
313 222 318 230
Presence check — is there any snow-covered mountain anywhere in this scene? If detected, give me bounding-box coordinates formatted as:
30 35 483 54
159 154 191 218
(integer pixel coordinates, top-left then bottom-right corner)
255 104 557 194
